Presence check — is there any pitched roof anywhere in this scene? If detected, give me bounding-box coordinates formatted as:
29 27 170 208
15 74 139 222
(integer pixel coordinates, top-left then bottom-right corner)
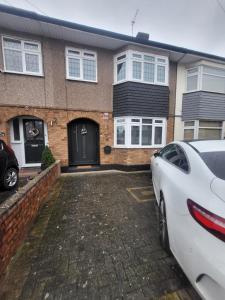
0 3 225 63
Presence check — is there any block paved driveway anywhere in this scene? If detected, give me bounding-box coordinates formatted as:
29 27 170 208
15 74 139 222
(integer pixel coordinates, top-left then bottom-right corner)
0 172 201 300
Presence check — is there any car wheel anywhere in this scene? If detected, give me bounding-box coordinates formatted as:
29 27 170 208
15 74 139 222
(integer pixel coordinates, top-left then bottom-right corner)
3 168 18 190
159 195 170 253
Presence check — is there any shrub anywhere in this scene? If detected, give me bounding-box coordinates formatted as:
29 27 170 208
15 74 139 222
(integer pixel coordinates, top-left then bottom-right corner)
41 146 55 170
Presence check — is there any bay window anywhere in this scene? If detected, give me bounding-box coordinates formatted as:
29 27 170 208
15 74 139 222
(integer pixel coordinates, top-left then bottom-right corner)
186 68 199 92
114 117 166 148
2 36 42 75
186 65 225 93
114 50 168 85
116 53 127 82
184 120 224 140
66 47 97 82
116 118 126 145
202 66 225 93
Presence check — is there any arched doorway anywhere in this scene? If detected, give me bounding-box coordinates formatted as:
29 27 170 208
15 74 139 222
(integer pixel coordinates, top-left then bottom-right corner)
68 118 99 165
9 116 48 167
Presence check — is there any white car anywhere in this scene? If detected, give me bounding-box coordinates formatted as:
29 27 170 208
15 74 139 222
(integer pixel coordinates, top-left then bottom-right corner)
151 140 225 300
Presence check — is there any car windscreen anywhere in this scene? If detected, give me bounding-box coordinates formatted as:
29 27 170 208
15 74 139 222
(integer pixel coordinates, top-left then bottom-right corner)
200 151 225 180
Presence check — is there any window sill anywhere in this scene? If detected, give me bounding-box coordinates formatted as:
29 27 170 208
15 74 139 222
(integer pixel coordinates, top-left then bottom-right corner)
113 145 164 149
66 77 98 84
184 90 225 95
2 70 44 77
113 80 168 87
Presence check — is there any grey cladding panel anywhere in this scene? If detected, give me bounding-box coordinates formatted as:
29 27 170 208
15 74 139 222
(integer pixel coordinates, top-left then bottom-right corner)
182 91 225 121
113 82 169 117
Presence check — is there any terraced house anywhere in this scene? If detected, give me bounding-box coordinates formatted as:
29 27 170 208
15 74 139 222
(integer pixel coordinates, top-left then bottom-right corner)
0 4 225 169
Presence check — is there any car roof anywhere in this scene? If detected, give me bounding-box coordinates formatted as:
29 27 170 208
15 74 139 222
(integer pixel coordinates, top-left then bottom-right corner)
182 140 225 153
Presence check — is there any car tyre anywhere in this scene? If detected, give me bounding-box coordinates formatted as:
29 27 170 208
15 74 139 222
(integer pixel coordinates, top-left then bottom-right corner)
159 195 170 253
3 167 18 190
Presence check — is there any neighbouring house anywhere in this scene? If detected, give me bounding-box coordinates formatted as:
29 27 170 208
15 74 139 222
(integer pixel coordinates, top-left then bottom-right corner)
0 4 225 169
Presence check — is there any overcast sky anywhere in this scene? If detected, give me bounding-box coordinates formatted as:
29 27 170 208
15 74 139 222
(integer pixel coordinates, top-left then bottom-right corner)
0 0 225 57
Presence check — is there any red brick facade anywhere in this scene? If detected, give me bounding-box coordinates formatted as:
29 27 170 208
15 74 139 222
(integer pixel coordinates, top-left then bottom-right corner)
0 161 60 279
0 106 174 166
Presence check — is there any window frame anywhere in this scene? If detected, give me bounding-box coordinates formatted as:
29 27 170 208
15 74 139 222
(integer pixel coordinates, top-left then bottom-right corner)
2 35 43 76
65 47 97 82
186 65 225 93
183 120 224 140
114 116 166 148
114 51 128 83
186 67 201 92
114 50 169 86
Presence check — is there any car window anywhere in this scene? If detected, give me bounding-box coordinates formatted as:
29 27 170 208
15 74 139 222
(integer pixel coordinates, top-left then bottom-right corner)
171 146 189 172
200 151 225 180
160 144 189 172
159 144 175 160
160 144 178 161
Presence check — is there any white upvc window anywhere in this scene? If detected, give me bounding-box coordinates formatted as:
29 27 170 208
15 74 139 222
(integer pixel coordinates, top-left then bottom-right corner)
186 65 225 93
66 47 97 82
114 116 166 148
2 36 43 76
114 52 127 83
186 67 200 92
114 50 168 86
183 120 224 140
202 66 225 93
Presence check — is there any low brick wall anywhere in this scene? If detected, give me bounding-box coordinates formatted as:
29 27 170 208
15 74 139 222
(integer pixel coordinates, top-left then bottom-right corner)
0 161 61 279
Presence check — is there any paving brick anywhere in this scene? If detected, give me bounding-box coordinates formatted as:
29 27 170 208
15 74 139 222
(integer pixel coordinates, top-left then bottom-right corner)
0 173 200 300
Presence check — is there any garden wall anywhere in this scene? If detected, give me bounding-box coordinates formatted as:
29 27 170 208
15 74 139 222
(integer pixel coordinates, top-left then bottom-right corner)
0 161 60 279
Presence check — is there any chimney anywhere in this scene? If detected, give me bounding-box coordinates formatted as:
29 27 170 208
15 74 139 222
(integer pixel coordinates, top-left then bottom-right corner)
136 32 149 41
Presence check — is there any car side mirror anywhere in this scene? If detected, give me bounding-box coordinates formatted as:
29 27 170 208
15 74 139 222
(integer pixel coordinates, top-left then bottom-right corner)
153 151 160 158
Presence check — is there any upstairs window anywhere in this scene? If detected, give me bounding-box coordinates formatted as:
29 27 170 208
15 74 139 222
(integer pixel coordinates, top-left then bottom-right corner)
66 47 97 82
2 36 42 75
202 66 225 93
116 53 127 82
186 65 225 93
187 68 199 92
114 50 168 85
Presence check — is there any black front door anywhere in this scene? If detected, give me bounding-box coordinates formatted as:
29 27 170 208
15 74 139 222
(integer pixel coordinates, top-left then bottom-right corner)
23 119 45 164
68 119 99 165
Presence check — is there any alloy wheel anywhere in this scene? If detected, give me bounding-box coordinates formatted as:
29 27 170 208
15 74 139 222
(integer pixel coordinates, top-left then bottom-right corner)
5 168 18 188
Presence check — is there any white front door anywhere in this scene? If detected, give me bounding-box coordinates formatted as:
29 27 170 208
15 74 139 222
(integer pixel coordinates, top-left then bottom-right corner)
10 117 48 168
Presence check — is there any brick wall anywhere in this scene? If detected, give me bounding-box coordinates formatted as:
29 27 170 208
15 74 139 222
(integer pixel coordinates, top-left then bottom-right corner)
0 106 114 166
0 161 61 279
166 116 175 143
0 106 174 166
113 148 155 165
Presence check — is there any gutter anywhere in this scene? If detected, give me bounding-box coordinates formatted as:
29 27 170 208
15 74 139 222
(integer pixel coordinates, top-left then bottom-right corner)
0 4 225 63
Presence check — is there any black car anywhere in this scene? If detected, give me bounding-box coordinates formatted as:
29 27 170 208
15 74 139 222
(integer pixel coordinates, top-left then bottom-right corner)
0 139 19 190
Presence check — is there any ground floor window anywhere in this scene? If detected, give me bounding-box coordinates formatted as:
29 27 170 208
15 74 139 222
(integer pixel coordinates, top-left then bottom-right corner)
114 117 166 148
183 120 224 140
